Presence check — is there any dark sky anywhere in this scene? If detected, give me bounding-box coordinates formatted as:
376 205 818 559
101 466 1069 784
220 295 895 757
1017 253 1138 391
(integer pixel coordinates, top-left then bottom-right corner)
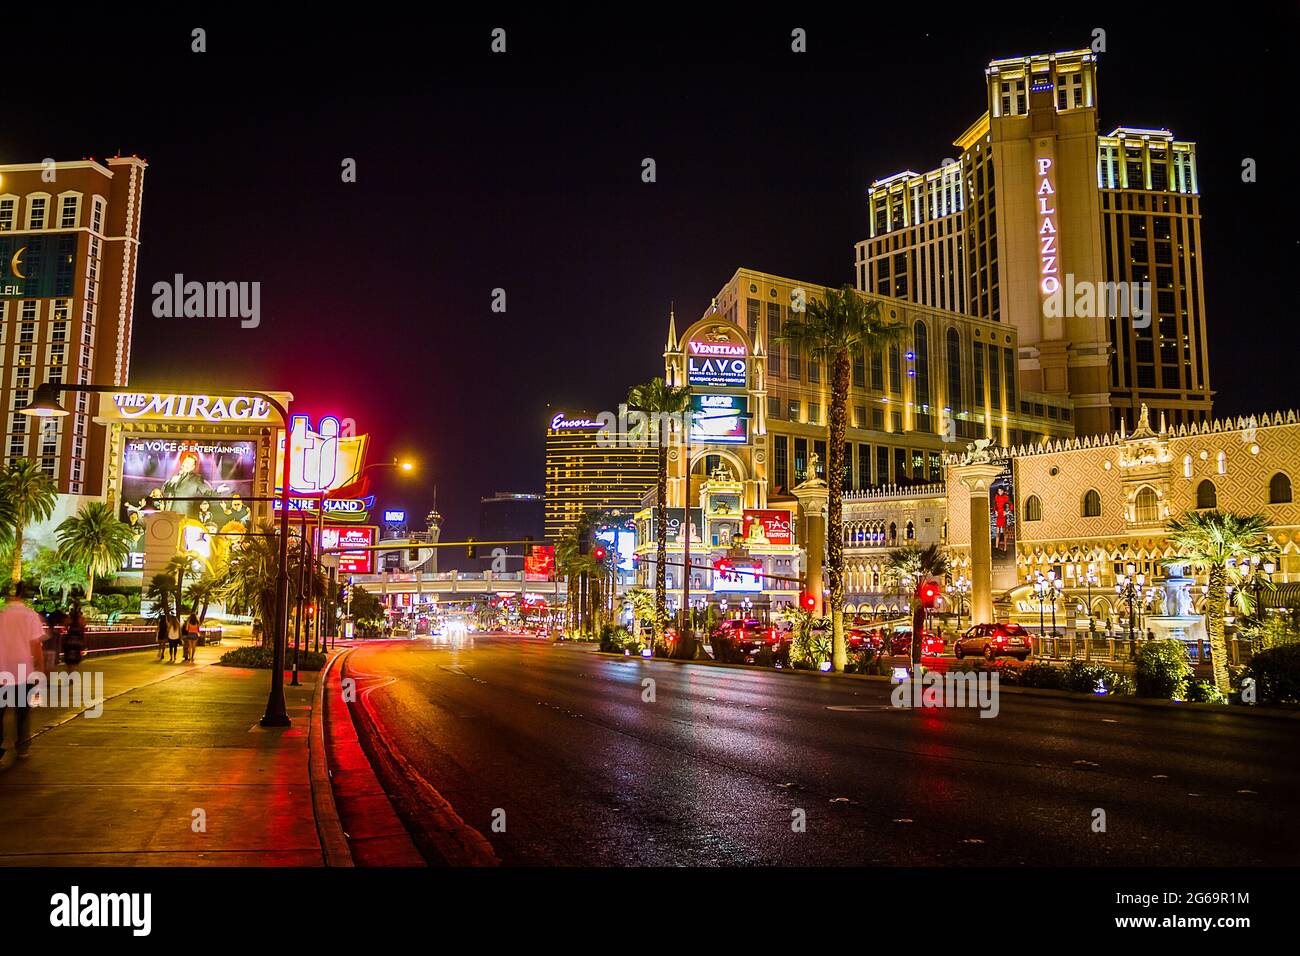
5 12 1295 565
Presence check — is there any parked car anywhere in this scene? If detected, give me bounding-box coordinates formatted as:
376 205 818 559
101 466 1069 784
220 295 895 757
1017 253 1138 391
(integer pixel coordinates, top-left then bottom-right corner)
889 629 945 657
711 619 781 661
954 622 1032 661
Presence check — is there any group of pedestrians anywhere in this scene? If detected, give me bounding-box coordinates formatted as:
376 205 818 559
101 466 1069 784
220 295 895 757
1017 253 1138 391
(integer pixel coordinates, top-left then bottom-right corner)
156 611 202 663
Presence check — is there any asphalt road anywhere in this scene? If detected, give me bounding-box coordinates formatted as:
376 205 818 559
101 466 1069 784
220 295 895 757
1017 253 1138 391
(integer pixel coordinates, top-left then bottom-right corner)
343 633 1299 866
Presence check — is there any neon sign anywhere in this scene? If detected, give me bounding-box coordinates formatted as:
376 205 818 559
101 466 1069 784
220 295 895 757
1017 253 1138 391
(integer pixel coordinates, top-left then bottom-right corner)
274 415 369 497
1036 156 1059 298
551 413 603 430
112 393 275 423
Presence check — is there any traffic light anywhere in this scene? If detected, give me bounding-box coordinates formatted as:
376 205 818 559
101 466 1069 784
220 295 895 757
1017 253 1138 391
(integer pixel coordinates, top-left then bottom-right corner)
800 591 817 612
918 581 940 608
591 544 607 562
467 537 477 559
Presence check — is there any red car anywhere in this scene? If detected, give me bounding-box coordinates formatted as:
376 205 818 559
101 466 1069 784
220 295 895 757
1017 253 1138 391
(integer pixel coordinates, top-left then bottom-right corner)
711 619 781 660
954 622 1032 661
889 629 946 658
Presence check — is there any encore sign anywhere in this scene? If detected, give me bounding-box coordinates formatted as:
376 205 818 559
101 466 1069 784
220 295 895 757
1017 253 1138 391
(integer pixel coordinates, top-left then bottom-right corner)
112 393 276 423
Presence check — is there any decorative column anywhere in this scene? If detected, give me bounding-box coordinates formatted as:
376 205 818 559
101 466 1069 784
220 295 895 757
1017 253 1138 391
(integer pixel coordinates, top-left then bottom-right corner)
792 475 829 612
952 461 1005 625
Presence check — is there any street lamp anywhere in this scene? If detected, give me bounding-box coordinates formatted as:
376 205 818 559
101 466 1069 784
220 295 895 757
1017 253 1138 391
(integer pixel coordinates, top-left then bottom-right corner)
1115 562 1146 659
950 575 970 628
22 381 297 727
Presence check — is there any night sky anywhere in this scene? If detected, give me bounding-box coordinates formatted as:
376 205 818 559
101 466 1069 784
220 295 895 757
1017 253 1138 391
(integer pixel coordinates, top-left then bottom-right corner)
5 12 1295 565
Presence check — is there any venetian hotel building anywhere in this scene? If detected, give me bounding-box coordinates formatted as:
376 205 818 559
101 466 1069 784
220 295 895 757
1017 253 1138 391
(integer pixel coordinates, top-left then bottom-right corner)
858 49 1211 435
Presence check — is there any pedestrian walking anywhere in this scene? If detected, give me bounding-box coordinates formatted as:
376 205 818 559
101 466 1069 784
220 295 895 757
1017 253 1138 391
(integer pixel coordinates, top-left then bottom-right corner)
156 612 169 661
63 602 86 666
183 612 200 663
166 613 182 663
0 583 48 765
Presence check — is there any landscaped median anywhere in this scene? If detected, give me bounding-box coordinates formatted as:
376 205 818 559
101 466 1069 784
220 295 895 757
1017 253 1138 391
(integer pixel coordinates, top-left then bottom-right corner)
582 635 1300 717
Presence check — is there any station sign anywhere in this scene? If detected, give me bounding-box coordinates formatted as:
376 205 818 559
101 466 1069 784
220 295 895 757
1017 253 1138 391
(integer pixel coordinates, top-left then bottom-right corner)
320 525 377 575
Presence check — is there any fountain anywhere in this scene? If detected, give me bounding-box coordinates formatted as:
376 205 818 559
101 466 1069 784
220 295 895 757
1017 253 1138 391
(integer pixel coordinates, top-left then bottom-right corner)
1145 562 1208 646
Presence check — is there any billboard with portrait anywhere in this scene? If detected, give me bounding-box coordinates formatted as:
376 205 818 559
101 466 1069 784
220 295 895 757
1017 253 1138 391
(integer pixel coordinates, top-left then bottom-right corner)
989 458 1017 591
119 437 257 530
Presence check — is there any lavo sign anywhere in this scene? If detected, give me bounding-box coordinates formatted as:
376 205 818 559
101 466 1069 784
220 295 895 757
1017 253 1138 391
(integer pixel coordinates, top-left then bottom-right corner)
113 393 274 423
687 338 748 388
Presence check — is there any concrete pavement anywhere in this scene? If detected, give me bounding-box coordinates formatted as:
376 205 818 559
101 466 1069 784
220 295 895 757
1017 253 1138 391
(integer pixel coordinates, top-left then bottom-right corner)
0 643 325 865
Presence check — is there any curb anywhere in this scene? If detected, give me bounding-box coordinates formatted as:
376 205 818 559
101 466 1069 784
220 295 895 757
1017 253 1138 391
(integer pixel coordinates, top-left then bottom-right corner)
589 649 1300 721
309 650 354 867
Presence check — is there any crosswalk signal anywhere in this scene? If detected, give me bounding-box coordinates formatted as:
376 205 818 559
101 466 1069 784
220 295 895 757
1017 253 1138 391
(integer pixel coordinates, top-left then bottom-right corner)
467 537 477 560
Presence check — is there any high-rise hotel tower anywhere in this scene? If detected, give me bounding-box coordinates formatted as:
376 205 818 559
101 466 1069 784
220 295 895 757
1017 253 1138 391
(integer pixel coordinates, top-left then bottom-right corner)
0 157 147 494
857 49 1211 435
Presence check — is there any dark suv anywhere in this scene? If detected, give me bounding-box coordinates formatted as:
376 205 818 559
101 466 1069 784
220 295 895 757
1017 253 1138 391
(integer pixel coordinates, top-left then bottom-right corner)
953 623 1032 661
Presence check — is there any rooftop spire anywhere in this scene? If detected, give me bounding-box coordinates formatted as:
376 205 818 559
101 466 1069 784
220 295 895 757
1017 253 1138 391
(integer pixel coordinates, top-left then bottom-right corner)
665 302 678 352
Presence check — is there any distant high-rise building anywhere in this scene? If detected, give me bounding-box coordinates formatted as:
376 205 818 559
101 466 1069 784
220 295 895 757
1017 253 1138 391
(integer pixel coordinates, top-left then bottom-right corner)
858 49 1211 434
0 156 148 493
544 410 656 542
480 491 545 571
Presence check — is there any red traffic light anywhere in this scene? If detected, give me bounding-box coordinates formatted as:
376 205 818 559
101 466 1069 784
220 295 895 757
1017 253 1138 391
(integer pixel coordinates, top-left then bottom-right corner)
800 592 817 611
591 545 607 561
918 582 940 608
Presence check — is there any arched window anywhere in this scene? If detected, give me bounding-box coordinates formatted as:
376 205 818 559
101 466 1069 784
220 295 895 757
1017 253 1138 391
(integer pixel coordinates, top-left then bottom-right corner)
946 328 963 418
1183 454 1192 479
1217 451 1227 475
1196 479 1217 510
905 520 915 541
1134 486 1159 522
1269 472 1292 504
1024 495 1042 521
888 521 897 543
1081 489 1101 517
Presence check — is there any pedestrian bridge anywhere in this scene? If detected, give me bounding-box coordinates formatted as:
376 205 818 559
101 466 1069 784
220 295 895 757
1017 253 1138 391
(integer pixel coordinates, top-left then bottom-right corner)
348 570 567 605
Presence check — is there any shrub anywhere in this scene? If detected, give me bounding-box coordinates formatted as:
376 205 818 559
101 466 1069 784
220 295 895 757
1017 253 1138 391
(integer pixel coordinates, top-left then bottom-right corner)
598 623 640 655
219 646 327 671
1244 643 1300 704
789 619 831 670
1016 662 1067 690
1135 639 1192 699
1184 680 1226 704
1061 660 1130 696
988 658 1022 685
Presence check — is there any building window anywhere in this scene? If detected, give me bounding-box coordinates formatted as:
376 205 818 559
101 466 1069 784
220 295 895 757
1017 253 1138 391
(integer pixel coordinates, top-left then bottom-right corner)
858 444 871 490
1268 472 1292 504
1135 486 1159 522
1024 495 1042 522
773 435 788 492
25 194 49 230
946 328 962 417
1216 451 1226 475
1195 480 1217 510
808 402 820 425
787 399 800 422
0 196 15 231
1081 489 1101 518
58 193 81 228
1183 454 1192 479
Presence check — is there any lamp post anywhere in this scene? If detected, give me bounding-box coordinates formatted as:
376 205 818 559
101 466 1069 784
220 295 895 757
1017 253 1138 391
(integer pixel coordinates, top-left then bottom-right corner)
22 382 297 727
1115 562 1146 659
950 574 970 629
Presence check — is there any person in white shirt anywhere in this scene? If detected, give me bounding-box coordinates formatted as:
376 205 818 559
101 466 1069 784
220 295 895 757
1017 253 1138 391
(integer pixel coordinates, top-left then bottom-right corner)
0 583 48 763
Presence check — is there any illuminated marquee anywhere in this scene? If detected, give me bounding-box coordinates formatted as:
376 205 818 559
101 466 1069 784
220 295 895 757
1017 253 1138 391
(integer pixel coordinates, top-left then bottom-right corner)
112 392 275 423
550 413 603 430
687 338 748 388
1036 156 1059 298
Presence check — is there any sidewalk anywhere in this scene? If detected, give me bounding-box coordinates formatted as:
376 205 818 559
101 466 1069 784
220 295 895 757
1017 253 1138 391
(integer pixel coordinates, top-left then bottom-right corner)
0 643 324 866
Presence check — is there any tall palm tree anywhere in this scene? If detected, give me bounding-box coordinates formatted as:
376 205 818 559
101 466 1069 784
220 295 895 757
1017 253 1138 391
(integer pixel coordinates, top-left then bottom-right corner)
776 286 905 671
56 501 135 601
886 544 950 653
627 377 692 650
224 521 282 646
1165 510 1277 693
0 459 58 587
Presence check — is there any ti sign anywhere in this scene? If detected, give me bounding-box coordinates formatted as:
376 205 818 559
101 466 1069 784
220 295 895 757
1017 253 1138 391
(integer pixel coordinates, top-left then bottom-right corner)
321 525 376 575
742 509 794 546
687 337 748 388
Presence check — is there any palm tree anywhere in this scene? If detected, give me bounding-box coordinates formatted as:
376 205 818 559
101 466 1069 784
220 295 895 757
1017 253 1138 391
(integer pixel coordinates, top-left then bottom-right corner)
56 501 135 601
886 544 951 653
40 558 86 607
223 521 282 646
776 286 905 671
627 377 692 649
1165 510 1277 693
0 459 58 587
185 563 226 624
